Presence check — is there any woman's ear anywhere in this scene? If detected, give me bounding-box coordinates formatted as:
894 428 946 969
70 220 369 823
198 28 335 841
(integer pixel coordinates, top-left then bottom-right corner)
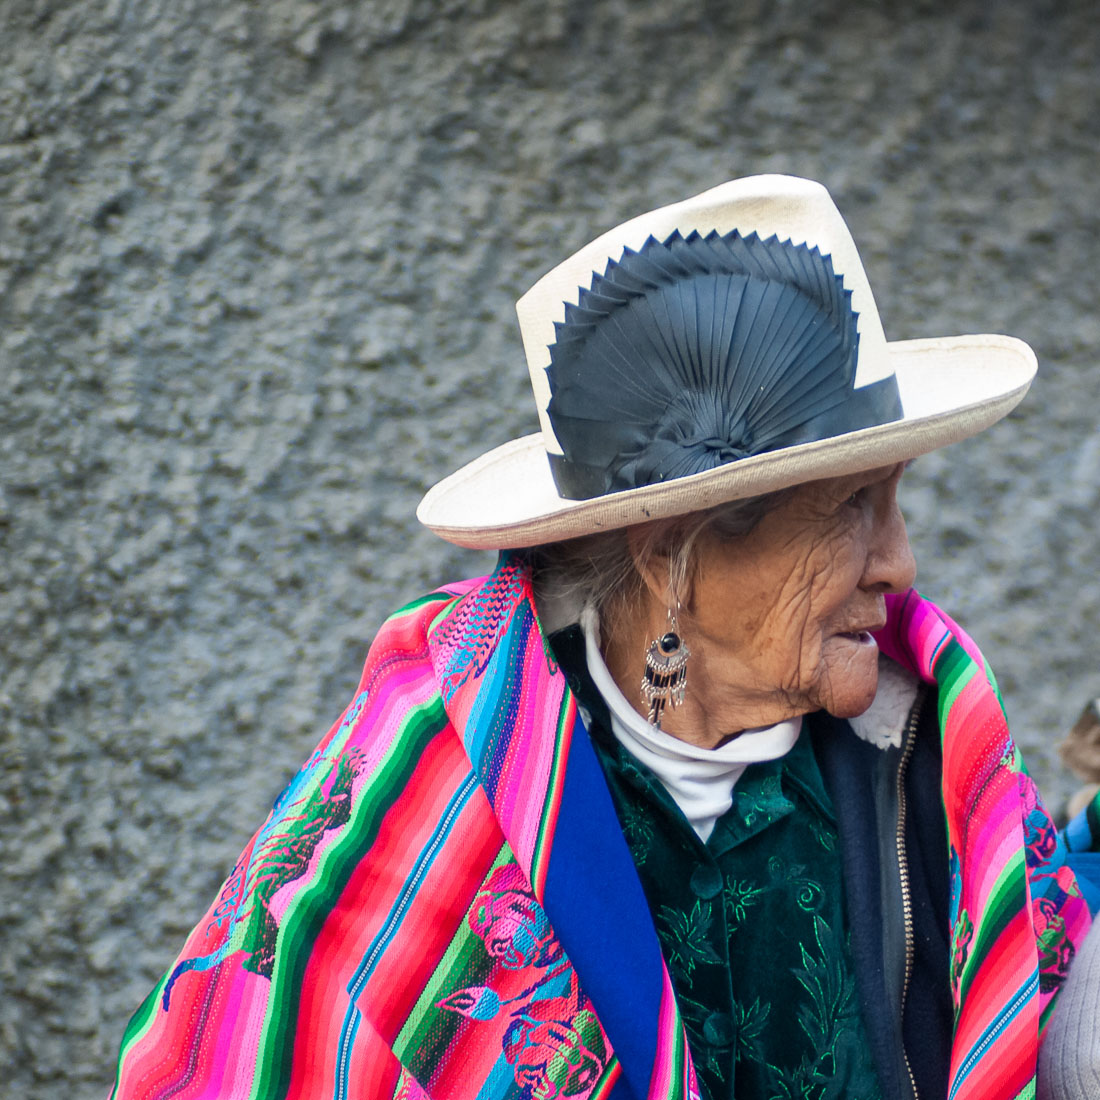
625 525 666 605
625 523 695 611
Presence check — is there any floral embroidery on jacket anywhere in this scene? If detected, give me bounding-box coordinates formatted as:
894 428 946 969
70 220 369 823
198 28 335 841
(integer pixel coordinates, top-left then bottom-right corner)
768 915 871 1100
657 899 723 987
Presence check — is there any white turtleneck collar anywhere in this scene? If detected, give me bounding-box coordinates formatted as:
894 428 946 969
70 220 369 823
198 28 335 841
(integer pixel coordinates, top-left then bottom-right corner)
579 607 801 842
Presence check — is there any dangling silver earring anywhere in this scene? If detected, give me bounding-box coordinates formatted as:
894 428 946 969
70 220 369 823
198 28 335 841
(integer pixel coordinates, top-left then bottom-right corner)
640 606 690 729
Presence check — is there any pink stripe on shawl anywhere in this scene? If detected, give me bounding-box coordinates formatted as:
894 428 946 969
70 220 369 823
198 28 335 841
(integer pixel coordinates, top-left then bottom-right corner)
875 591 944 680
968 803 1021 873
148 964 265 1099
348 665 443 778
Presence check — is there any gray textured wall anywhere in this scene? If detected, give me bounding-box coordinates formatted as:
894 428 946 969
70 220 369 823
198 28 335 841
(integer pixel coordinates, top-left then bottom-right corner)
2 1 1099 1095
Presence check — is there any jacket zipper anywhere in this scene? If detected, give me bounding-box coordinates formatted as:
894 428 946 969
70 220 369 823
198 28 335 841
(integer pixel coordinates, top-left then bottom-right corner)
896 687 924 1100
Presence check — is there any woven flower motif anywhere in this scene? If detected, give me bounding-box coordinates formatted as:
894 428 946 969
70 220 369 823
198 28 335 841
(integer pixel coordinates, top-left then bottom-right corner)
1034 895 1075 993
504 1005 606 1099
951 909 974 994
468 864 562 970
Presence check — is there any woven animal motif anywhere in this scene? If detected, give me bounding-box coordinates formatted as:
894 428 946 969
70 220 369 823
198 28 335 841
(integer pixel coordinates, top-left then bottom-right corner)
162 725 368 1006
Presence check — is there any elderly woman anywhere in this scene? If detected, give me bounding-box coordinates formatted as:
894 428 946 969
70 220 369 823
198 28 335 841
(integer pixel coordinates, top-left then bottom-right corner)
110 177 1098 1100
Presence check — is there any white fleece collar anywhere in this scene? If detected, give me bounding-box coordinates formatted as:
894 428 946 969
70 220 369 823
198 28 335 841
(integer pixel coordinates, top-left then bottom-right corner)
848 654 920 750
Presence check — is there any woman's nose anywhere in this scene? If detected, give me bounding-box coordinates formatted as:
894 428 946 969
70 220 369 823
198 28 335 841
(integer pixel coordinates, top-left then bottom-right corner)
862 487 917 594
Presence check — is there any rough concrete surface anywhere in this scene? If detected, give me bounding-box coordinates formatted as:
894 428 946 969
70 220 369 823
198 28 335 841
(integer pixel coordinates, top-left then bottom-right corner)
1 0 1098 1095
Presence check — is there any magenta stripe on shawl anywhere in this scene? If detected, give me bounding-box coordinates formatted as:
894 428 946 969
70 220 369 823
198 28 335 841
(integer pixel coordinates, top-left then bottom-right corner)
347 662 442 773
879 587 989 684
214 970 267 1098
645 966 693 1100
969 820 1026 912
877 590 950 680
164 965 263 1099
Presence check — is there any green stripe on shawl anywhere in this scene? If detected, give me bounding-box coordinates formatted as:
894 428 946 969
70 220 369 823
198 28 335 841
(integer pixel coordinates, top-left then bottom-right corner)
390 589 457 623
935 634 1006 730
588 1055 623 1098
109 979 169 1094
933 641 979 733
673 1007 692 1097
956 849 1030 1004
252 693 449 1100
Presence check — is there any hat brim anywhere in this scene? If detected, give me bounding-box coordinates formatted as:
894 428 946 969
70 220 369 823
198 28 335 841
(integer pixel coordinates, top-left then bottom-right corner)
417 334 1036 549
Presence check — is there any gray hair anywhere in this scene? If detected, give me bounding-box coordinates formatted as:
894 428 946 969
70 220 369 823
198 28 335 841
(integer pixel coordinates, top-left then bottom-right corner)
526 488 789 633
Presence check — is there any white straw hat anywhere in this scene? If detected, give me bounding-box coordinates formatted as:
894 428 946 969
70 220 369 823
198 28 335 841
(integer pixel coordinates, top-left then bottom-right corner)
417 175 1036 549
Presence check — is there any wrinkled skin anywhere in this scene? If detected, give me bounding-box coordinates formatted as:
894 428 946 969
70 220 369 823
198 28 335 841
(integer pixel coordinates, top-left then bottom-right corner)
607 463 917 747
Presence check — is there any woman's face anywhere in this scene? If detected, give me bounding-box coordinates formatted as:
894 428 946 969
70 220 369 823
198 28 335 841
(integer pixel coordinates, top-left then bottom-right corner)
673 463 916 736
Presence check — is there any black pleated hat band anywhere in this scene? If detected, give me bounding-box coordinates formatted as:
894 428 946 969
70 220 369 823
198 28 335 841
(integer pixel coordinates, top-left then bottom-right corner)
544 229 903 501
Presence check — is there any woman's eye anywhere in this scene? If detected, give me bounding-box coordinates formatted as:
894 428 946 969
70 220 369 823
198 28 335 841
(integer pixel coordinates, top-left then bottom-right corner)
846 491 861 507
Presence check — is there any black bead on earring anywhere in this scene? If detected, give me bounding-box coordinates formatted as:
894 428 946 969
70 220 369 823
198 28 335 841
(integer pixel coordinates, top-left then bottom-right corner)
640 609 690 729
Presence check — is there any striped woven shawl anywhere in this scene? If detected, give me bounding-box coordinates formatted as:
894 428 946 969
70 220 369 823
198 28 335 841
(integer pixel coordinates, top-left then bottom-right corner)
110 556 1092 1100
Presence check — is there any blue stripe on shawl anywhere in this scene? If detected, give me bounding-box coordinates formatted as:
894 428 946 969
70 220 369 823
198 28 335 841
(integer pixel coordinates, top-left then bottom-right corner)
948 971 1038 1100
1065 853 1100 915
462 609 533 806
541 712 667 1100
1063 796 1100 913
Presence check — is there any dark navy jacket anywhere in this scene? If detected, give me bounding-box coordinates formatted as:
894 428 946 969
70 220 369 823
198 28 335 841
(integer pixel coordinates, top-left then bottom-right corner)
552 622 952 1100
